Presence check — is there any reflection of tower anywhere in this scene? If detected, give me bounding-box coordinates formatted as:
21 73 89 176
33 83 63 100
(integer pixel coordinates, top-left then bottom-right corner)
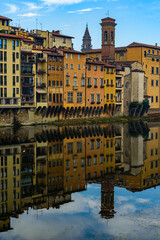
99 177 115 219
81 24 92 52
100 17 116 62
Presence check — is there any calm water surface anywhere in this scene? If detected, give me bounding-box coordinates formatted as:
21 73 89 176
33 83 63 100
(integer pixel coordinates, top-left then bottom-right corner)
0 122 159 240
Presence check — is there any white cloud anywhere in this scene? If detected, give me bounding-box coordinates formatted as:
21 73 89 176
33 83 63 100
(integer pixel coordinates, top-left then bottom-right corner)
6 3 19 13
42 0 84 5
136 198 150 204
23 2 43 10
68 7 103 14
18 13 41 17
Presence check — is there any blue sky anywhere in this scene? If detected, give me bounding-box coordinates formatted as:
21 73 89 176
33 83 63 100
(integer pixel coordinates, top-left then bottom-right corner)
1 0 160 50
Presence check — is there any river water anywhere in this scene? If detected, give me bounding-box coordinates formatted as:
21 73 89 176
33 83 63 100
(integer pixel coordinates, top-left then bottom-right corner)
0 122 159 240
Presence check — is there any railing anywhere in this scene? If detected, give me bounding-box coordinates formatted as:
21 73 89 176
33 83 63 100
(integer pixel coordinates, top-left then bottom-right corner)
73 86 78 90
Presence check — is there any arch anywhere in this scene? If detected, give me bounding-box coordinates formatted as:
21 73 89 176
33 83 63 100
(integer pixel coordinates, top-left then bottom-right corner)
104 31 108 41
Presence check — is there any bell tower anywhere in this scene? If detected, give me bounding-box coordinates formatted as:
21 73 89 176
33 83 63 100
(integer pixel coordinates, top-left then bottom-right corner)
81 24 92 52
100 17 117 62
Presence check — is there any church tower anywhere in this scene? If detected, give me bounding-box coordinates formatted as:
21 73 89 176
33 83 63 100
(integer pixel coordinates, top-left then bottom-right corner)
100 17 117 62
81 24 92 52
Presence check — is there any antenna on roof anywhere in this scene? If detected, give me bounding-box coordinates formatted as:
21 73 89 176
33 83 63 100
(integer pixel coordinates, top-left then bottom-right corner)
36 18 38 30
106 10 109 17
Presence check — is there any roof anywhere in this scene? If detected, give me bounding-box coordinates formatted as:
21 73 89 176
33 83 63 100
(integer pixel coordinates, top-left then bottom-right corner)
115 61 140 67
0 33 21 39
29 34 46 39
83 49 101 54
59 48 85 54
104 63 115 68
132 69 145 73
127 42 160 50
0 16 12 21
52 32 74 39
47 52 64 57
86 60 105 65
115 47 127 52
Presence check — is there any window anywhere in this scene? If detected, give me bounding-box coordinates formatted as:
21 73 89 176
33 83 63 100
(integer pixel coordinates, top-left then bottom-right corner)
101 66 103 71
66 79 69 86
71 54 73 59
77 92 82 103
77 142 82 153
106 94 109 100
3 39 6 49
12 40 15 50
96 139 100 149
66 53 68 58
52 65 55 70
0 39 3 49
94 156 97 165
4 76 7 85
67 92 73 103
111 31 114 42
94 65 97 71
111 94 113 100
16 41 19 47
97 94 100 102
88 65 91 70
78 54 80 60
151 149 153 156
53 94 55 102
13 76 15 86
100 78 104 87
87 77 91 86
156 67 159 74
151 96 153 103
48 65 51 70
78 64 81 70
52 81 55 86
151 67 154 74
16 52 19 59
152 50 154 54
71 64 73 69
156 80 158 86
81 79 85 86
91 94 94 103
73 79 77 86
91 140 94 150
67 143 73 154
94 78 97 87
104 31 107 41
49 94 51 102
156 96 158 102
16 88 19 94
151 80 154 86
100 155 103 164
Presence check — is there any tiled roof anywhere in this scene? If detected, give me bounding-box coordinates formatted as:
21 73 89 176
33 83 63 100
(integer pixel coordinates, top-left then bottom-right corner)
104 63 115 68
86 60 105 65
0 16 12 21
48 52 64 57
127 42 160 50
59 48 85 54
84 49 101 54
52 32 74 39
115 47 127 52
0 33 21 39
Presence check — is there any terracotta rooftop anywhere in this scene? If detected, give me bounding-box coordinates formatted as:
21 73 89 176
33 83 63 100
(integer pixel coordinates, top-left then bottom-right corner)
115 61 140 67
59 48 85 54
115 47 127 52
86 60 105 65
127 42 160 50
104 63 116 68
84 49 101 54
0 33 21 39
0 16 12 21
47 52 64 57
52 32 74 39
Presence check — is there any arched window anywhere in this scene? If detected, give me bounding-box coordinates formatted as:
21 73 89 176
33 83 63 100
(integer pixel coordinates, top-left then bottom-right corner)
111 31 114 42
104 31 108 41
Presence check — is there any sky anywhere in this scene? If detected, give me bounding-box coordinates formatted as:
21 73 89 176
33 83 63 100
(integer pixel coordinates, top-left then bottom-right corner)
1 0 160 50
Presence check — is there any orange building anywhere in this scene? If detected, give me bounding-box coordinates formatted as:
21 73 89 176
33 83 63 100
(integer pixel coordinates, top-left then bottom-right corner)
86 60 104 108
47 52 64 107
60 49 86 109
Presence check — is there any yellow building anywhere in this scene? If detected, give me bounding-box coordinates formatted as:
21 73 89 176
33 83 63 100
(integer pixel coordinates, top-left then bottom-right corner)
104 63 116 111
115 42 160 109
0 16 11 33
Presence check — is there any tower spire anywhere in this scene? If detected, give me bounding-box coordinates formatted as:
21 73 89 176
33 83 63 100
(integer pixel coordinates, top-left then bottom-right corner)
81 24 92 52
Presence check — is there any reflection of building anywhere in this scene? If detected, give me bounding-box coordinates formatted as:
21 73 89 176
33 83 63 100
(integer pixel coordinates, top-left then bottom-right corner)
0 123 160 230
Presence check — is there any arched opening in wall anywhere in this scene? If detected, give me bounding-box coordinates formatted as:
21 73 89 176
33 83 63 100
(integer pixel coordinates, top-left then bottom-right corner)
111 31 114 43
104 31 108 42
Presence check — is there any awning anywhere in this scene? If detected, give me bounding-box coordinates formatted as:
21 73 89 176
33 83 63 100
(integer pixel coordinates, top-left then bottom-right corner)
36 88 47 94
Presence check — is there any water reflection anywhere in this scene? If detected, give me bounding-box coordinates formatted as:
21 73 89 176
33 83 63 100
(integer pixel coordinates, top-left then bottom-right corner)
0 121 159 236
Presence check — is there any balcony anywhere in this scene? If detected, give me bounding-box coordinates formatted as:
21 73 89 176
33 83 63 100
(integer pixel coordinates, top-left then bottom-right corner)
36 57 46 62
36 83 46 88
87 85 92 88
22 81 34 87
91 101 95 104
73 76 77 79
100 85 104 88
36 69 46 75
94 85 98 88
73 86 78 90
97 101 101 104
21 70 34 76
66 74 70 77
